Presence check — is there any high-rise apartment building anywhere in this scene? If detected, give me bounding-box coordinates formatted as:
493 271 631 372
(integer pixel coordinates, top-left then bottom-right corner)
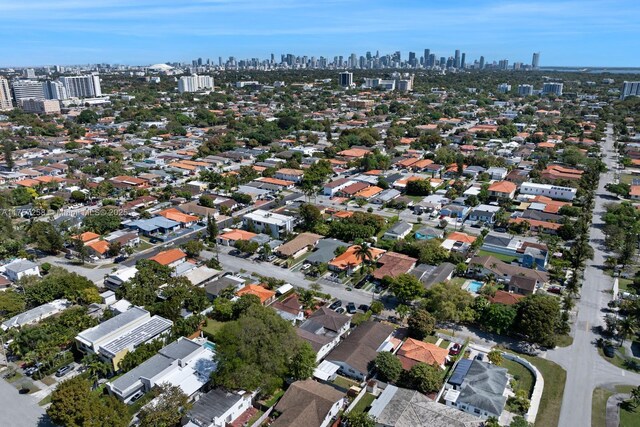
454 50 461 68
461 53 466 69
339 71 353 88
479 56 485 70
621 81 640 99
177 74 214 93
497 83 512 94
518 84 534 96
423 49 430 67
23 68 36 79
60 75 102 98
532 52 540 69
0 77 12 110
44 80 68 100
542 82 564 96
19 99 60 114
11 80 45 101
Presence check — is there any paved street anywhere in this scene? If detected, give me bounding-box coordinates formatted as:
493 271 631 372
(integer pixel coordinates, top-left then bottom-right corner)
203 248 386 310
0 377 51 427
547 124 640 427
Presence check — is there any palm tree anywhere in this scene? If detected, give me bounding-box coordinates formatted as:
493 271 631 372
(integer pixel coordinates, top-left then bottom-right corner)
617 317 637 346
629 385 640 408
354 243 374 265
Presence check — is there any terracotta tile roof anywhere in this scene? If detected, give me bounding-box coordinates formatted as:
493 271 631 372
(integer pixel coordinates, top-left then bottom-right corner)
509 217 562 230
149 248 187 266
236 284 275 304
276 168 304 176
337 148 371 158
158 208 199 224
329 245 386 270
219 229 257 241
397 338 449 369
631 186 640 197
446 231 477 244
488 181 517 194
256 177 295 187
86 240 109 255
74 231 100 243
488 290 525 305
373 252 417 280
355 185 383 198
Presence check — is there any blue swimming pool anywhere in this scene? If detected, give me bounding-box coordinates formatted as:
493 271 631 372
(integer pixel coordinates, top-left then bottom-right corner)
467 280 484 293
203 342 216 351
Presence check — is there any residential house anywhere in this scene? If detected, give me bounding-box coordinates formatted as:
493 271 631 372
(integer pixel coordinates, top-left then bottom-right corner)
468 204 501 224
487 181 517 200
540 164 583 182
481 233 548 270
411 263 456 290
275 168 304 183
488 290 525 305
631 185 640 201
1 259 40 282
326 321 395 380
217 229 258 246
106 337 216 403
275 232 323 259
468 255 549 294
185 388 255 427
306 239 350 265
204 275 246 300
371 188 401 204
236 284 276 305
296 307 351 362
372 252 417 281
440 204 470 220
397 338 449 370
104 267 138 291
444 359 508 420
271 293 305 323
328 245 386 274
486 167 508 180
149 248 187 268
75 306 173 370
414 227 443 240
441 232 476 253
271 379 345 427
369 385 482 427
158 208 199 228
243 209 294 239
323 178 354 197
2 299 72 331
382 221 413 240
126 217 180 237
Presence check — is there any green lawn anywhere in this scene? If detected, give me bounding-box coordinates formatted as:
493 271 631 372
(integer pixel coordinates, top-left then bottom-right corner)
247 410 264 425
423 335 439 344
351 393 376 414
439 339 451 349
449 277 467 287
555 334 574 348
620 174 635 185
38 395 52 407
262 389 285 408
619 278 634 292
477 250 519 263
505 352 566 427
502 359 535 398
592 385 637 427
201 319 226 340
599 347 640 373
333 375 359 390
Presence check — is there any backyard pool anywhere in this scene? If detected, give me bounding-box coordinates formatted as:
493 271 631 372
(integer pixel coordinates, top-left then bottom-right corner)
465 280 484 293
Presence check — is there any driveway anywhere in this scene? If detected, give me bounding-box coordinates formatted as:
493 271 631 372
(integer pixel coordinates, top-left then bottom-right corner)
546 124 640 427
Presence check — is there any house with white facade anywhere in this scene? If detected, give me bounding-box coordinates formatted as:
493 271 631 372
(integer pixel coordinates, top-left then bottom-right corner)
1 259 40 282
519 182 577 201
242 209 294 238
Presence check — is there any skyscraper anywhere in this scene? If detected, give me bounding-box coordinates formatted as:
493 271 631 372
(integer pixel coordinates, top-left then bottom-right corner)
408 51 416 67
423 49 430 67
542 82 563 96
454 50 461 68
0 77 12 110
177 75 214 93
532 52 540 69
461 53 466 69
44 80 68 100
339 71 353 88
60 75 102 98
11 80 45 101
621 81 640 99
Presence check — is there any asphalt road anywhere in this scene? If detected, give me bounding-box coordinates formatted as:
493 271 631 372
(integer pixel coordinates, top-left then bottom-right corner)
202 248 386 310
547 124 640 427
0 377 51 427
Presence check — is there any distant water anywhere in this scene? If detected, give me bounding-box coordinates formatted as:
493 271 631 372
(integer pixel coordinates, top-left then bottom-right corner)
540 67 640 74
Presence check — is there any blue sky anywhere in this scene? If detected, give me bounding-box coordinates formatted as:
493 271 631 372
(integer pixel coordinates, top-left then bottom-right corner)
2 0 639 67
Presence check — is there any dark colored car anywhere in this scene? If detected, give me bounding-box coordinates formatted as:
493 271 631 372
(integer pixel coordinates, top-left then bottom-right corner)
329 300 342 310
346 302 356 314
358 304 370 312
603 345 615 358
476 353 484 361
449 343 462 356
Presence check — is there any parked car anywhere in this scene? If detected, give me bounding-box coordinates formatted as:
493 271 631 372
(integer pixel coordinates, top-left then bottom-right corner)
114 255 127 263
346 302 356 314
449 343 462 356
300 263 311 271
335 307 346 314
329 300 342 310
547 286 563 295
55 364 74 378
475 353 484 361
266 255 276 262
603 345 615 358
358 304 370 312
129 391 144 404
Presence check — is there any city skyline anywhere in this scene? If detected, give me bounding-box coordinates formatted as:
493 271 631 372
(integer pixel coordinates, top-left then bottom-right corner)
2 0 640 67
